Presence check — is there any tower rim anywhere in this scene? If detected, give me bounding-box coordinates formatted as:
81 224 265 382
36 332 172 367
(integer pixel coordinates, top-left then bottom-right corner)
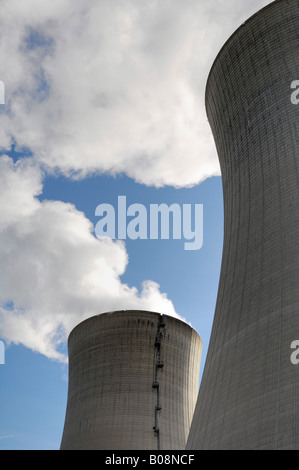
205 0 281 111
67 309 201 344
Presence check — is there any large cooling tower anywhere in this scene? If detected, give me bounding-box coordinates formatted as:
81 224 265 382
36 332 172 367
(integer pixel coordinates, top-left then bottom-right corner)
187 0 299 450
60 310 202 450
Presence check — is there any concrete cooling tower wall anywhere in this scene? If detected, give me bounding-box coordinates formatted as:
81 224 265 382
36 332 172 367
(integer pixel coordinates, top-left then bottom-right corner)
60 310 202 450
187 0 299 450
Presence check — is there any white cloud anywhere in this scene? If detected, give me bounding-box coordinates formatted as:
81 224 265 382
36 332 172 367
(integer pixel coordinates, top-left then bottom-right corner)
0 156 178 361
0 1 274 360
0 0 271 187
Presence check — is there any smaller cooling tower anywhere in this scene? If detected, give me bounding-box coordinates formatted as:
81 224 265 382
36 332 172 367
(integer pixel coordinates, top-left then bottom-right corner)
60 310 202 450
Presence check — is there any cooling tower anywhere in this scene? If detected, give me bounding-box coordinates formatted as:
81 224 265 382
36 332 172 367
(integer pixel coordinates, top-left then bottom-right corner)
187 0 299 450
60 310 202 450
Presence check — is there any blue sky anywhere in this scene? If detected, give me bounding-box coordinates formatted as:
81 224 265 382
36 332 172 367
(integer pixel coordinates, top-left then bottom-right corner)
0 0 272 450
0 170 223 450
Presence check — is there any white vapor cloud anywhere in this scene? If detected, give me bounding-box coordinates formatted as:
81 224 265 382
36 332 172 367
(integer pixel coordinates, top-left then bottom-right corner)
0 0 271 187
0 1 273 359
0 156 178 361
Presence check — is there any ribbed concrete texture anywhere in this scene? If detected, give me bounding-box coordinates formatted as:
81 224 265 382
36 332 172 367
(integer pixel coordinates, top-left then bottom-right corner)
187 0 299 450
60 310 202 450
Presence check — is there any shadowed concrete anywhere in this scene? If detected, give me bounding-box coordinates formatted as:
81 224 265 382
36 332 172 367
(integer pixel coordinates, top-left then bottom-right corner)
187 0 299 450
60 310 202 450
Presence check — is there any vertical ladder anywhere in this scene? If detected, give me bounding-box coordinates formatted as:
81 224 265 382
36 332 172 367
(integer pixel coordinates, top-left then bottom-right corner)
152 315 165 450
